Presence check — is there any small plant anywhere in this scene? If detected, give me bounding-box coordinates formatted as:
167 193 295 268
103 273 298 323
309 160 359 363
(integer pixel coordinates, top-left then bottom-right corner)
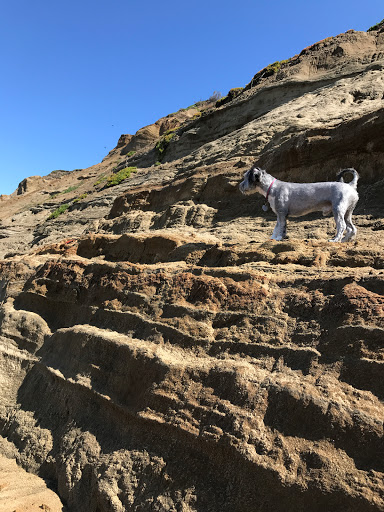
126 150 136 157
94 174 108 186
208 91 222 102
62 185 80 194
73 193 88 203
216 87 243 107
245 59 290 90
155 129 177 160
155 161 161 166
49 184 80 198
47 203 70 220
105 167 137 187
265 61 282 74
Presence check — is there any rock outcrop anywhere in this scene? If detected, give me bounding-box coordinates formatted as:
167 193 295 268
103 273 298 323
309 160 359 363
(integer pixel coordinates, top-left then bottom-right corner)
0 26 383 512
17 176 45 196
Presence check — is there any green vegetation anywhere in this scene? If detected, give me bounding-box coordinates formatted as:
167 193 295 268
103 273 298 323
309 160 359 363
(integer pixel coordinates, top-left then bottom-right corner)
229 87 243 95
178 103 201 112
47 189 90 220
50 184 80 198
179 104 196 111
62 185 80 194
265 61 282 74
94 174 108 186
73 193 88 203
245 58 291 90
263 59 289 76
368 18 384 31
105 167 137 187
126 150 136 157
155 129 177 160
216 87 243 107
47 203 71 220
94 164 137 188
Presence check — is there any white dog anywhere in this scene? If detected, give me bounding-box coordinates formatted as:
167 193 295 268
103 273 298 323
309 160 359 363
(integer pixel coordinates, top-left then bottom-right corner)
239 167 359 242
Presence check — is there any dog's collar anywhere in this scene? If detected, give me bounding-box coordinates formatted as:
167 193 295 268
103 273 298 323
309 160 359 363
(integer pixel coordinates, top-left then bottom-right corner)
265 178 276 201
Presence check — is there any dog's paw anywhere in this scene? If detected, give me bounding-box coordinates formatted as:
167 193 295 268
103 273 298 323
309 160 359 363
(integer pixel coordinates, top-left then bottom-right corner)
341 235 355 242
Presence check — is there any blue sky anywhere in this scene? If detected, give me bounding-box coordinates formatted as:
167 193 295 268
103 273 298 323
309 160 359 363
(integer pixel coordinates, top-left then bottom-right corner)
0 0 382 195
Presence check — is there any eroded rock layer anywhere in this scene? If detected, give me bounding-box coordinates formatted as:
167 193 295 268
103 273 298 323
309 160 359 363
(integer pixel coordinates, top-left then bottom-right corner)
0 237 383 511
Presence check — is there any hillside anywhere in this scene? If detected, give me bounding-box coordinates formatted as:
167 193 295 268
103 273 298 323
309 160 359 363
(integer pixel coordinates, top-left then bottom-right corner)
0 26 384 512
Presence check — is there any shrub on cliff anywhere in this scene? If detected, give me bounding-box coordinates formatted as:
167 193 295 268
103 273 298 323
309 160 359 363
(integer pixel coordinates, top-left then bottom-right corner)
208 91 222 102
49 184 80 199
244 59 290 90
47 203 70 220
155 129 177 161
73 193 88 203
216 87 243 107
105 167 137 187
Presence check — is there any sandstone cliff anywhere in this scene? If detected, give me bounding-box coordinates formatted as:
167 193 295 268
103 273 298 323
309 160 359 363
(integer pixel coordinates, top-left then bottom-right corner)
0 26 384 512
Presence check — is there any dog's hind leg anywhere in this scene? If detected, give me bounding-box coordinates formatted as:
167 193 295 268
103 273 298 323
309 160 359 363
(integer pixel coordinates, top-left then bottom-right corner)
329 206 346 242
341 207 357 241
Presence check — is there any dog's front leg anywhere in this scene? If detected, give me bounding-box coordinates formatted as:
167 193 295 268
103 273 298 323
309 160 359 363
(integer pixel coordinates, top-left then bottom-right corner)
270 222 280 240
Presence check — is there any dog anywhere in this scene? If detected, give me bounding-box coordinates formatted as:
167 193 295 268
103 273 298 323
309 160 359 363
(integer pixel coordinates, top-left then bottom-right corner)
239 167 359 242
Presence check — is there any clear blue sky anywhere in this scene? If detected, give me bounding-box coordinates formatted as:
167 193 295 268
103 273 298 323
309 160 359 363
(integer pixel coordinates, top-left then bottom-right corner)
0 0 382 195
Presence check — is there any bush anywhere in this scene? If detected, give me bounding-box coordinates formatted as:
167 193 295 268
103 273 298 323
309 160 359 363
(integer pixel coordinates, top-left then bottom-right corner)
245 59 290 90
62 185 80 194
208 91 222 102
49 184 80 198
105 167 137 188
155 129 177 160
94 174 108 186
215 87 243 108
73 193 88 203
47 203 70 220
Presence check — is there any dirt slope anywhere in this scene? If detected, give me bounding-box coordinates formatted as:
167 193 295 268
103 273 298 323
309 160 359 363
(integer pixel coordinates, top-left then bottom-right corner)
0 455 64 511
0 26 383 512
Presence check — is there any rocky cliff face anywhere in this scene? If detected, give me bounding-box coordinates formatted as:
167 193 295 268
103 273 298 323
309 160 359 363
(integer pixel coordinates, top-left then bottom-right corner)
0 26 384 512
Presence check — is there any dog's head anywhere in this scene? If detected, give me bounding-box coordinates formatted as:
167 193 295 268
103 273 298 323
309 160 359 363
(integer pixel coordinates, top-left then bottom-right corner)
239 167 264 194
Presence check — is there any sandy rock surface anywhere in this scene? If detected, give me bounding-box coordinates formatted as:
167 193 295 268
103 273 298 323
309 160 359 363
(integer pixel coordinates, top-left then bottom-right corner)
0 455 64 512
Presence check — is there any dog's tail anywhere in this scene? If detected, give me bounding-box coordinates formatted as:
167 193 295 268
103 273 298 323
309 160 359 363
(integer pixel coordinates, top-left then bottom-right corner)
336 168 359 189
